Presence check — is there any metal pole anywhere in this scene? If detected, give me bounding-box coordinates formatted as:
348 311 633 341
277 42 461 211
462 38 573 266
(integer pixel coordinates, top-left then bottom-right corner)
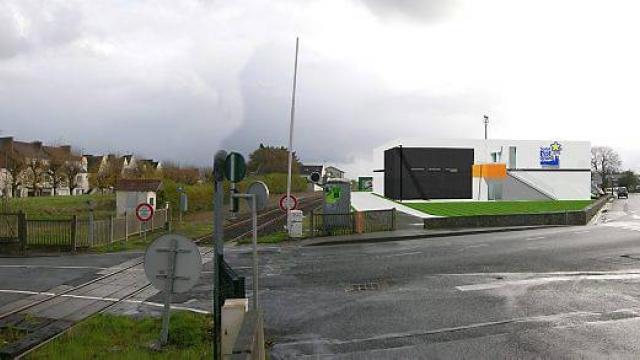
484 115 489 140
88 210 94 247
213 178 224 360
109 215 114 244
399 145 403 202
160 238 177 345
251 194 259 310
286 37 300 233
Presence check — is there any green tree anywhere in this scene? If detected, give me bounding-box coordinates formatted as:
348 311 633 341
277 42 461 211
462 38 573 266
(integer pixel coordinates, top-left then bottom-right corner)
247 144 302 175
617 170 638 191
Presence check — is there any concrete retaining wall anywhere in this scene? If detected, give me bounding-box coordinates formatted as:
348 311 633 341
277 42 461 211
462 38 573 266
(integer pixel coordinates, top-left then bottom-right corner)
424 196 611 230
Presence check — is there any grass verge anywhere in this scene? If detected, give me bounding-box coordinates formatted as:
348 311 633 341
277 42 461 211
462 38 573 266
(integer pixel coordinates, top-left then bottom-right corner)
6 194 116 220
236 231 289 245
27 312 211 359
405 200 594 217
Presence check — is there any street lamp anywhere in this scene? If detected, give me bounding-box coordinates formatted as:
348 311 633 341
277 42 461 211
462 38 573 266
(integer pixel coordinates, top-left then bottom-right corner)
483 115 489 140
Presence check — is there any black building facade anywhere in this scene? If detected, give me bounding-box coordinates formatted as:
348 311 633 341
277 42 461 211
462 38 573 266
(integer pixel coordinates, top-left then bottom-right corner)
384 147 474 200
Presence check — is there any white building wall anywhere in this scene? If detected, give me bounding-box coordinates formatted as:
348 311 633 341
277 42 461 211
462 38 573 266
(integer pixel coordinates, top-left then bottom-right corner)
116 190 158 216
371 138 591 201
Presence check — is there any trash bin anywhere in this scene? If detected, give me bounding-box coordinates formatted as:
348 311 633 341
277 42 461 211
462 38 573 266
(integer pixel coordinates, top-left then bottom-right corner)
289 210 303 238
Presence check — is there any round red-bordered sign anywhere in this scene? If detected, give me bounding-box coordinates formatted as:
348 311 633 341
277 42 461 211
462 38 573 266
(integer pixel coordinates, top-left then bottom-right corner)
136 203 154 222
279 194 298 212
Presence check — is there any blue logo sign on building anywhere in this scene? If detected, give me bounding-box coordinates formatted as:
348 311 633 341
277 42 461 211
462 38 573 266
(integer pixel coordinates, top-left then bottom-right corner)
540 141 562 168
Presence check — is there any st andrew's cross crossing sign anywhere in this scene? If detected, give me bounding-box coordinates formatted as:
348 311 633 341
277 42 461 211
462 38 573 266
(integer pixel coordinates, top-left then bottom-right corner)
224 152 246 183
136 203 154 222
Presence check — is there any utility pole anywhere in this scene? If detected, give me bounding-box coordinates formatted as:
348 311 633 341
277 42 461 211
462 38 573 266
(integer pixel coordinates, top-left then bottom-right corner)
483 115 489 140
285 37 300 234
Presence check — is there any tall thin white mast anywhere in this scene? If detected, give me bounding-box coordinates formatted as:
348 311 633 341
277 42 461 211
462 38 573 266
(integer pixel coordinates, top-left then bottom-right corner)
286 37 300 232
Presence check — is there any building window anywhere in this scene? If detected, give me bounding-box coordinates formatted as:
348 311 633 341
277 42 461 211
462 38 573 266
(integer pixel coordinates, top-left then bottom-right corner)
509 146 517 168
149 197 155 206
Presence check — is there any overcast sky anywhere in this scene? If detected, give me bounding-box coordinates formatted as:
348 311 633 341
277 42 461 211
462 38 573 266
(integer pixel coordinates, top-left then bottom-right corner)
2 0 640 174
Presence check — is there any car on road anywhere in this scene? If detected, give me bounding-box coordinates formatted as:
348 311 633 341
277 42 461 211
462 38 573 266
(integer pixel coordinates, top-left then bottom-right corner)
618 187 629 199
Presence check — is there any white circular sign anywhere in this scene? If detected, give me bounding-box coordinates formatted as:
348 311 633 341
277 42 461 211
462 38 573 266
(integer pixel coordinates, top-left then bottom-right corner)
144 234 202 293
247 181 270 211
136 203 154 222
279 194 298 212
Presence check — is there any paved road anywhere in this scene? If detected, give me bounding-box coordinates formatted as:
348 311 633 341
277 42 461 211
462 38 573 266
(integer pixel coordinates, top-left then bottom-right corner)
0 251 142 309
225 194 640 359
2 195 639 359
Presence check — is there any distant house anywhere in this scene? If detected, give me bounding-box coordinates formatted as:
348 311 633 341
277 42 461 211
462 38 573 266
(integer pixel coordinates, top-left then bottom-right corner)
115 179 163 216
324 166 345 179
299 164 346 191
300 165 324 191
0 137 86 197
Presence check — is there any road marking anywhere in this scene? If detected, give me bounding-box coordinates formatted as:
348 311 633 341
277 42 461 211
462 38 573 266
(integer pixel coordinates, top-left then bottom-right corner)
0 289 209 314
456 272 640 291
601 221 640 232
0 265 109 270
525 236 546 241
573 230 591 234
381 251 422 258
457 244 488 252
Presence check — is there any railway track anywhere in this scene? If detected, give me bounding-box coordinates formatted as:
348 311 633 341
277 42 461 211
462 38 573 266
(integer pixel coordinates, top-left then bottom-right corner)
0 194 323 358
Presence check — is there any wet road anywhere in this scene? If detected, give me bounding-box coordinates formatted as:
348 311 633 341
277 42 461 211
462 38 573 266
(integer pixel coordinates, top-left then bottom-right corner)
226 194 640 359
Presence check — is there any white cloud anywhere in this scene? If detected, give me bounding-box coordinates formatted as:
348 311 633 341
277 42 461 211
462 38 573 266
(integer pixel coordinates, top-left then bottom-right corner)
1 0 640 172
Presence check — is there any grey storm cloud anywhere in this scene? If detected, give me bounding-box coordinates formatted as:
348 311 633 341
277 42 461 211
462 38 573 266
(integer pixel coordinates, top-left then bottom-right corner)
222 43 486 165
360 0 459 22
4 0 637 173
0 1 83 59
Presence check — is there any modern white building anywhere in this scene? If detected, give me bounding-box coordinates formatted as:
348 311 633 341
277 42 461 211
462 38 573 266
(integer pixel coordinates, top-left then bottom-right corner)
370 138 591 201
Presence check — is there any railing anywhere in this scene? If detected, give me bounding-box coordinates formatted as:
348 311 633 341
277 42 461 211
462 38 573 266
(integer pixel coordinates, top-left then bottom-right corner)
75 208 169 248
0 208 169 252
0 213 20 242
27 219 73 247
310 209 396 237
221 259 246 301
310 212 356 236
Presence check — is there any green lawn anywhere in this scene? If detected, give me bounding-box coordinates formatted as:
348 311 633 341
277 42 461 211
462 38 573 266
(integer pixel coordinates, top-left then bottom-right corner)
5 194 115 220
27 312 211 359
405 200 594 217
236 231 290 245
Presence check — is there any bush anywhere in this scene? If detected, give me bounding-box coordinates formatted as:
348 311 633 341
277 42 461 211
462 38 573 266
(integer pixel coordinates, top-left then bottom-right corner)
161 173 308 214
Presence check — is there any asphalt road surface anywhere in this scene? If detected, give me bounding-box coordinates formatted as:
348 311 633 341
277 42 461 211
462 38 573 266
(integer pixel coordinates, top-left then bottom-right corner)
0 251 142 309
224 194 640 359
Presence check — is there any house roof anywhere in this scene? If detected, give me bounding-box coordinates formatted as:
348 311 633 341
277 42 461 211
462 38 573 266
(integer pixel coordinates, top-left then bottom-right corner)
84 155 104 172
300 165 323 176
115 179 162 192
325 166 344 173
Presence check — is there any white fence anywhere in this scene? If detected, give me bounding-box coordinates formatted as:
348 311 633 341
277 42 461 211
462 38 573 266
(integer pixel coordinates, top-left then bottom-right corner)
75 208 169 248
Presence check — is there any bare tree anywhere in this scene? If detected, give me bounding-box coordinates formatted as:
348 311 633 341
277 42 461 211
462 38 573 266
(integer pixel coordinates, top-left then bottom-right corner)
64 161 84 194
591 146 621 190
26 158 48 196
47 152 68 195
3 151 27 197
